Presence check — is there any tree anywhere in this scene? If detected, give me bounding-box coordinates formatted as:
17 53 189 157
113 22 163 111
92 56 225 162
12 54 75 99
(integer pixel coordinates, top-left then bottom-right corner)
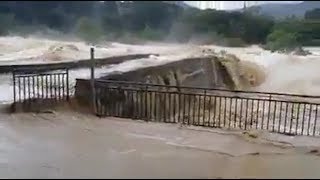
0 13 15 35
244 6 261 15
177 9 274 44
265 29 299 52
305 8 320 20
137 25 165 41
75 17 104 43
120 1 182 32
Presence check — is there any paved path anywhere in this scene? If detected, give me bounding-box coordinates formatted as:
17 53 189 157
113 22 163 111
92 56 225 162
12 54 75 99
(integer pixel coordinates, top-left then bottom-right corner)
0 110 320 178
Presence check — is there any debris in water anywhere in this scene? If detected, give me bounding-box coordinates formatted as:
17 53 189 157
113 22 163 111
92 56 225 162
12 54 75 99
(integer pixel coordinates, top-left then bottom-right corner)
37 110 55 114
243 131 259 139
309 149 319 154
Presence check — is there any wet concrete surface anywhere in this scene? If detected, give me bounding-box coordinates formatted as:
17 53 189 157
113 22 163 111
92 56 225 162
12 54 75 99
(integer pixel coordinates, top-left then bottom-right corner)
1 110 320 178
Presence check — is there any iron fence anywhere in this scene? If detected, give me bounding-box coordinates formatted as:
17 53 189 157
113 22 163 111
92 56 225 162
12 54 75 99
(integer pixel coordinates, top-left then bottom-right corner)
12 68 69 111
94 80 320 137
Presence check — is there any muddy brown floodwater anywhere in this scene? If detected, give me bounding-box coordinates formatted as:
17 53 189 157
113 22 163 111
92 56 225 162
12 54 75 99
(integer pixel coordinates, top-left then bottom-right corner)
1 108 320 178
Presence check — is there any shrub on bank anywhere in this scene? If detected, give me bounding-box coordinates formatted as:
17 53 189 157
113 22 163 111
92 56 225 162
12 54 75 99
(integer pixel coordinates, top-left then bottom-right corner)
265 29 299 52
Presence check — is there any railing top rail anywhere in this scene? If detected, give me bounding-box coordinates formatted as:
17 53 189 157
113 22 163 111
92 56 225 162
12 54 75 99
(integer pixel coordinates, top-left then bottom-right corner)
15 72 68 77
12 67 69 74
93 79 320 99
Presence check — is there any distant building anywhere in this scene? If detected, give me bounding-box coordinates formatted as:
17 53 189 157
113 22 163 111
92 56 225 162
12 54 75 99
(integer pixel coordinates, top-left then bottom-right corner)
117 1 134 15
184 1 275 10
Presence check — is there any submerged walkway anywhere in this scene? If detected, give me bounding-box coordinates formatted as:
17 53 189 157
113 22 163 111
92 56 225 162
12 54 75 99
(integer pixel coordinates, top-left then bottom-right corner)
0 54 155 73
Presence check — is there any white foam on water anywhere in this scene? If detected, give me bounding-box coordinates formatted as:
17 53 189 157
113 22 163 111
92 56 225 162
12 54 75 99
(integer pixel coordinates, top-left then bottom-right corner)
0 36 203 66
203 44 320 95
0 35 320 103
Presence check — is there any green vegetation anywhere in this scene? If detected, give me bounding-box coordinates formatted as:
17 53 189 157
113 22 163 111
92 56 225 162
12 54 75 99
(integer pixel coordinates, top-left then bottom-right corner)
305 8 320 20
0 13 15 35
265 30 299 52
137 26 165 41
75 17 104 43
0 1 319 52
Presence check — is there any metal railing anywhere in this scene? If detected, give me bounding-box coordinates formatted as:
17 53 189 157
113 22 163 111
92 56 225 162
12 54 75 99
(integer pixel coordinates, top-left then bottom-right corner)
12 68 69 111
94 80 320 137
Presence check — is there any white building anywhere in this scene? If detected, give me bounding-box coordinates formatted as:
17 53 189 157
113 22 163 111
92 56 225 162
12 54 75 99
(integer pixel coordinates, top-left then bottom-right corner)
184 1 300 10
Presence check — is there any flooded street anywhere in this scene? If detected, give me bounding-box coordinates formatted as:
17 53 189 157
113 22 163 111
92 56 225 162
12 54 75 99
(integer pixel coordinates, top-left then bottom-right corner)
1 108 320 178
0 0 320 177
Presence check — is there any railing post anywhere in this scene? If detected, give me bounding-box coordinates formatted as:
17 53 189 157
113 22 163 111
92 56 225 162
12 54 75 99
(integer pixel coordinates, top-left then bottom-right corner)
66 69 70 100
145 85 149 121
90 47 97 114
12 69 16 112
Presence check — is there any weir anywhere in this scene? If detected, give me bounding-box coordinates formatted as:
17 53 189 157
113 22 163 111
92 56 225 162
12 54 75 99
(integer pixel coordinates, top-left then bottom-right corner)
0 54 156 74
5 44 320 138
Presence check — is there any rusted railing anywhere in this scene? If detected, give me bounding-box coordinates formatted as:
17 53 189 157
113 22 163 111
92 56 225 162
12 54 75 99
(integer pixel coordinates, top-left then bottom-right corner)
94 80 320 137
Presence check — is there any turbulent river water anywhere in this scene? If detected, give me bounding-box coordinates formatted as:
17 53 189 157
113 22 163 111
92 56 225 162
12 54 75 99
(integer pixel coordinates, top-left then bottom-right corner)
0 35 320 103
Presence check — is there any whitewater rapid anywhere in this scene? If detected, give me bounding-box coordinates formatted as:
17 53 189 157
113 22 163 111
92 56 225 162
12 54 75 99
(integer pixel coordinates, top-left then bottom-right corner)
0 36 201 64
0 35 320 103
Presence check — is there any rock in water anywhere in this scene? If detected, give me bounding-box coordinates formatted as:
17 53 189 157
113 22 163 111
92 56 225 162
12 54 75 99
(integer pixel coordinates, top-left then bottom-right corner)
42 44 80 61
243 131 259 139
292 47 312 56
